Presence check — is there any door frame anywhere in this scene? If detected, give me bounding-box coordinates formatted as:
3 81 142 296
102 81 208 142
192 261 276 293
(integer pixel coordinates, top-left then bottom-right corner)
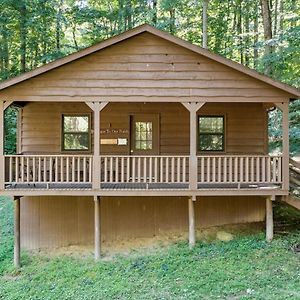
129 113 160 155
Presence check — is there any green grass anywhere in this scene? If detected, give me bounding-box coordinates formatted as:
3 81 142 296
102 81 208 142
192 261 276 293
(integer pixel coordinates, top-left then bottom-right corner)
1 197 300 300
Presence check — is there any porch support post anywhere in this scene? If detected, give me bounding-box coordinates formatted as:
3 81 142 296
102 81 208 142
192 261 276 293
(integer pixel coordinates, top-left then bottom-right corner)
94 195 101 260
188 195 196 248
93 107 101 189
266 196 274 242
0 101 4 190
85 101 108 189
282 102 289 191
14 196 21 268
181 102 205 190
275 102 289 191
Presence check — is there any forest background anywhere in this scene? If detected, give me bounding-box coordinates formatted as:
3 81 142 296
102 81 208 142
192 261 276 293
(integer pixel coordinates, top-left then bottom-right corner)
1 0 299 155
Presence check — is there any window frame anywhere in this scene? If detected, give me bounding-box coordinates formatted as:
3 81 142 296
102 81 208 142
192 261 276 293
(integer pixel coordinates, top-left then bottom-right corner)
61 113 91 153
134 121 153 151
197 115 226 153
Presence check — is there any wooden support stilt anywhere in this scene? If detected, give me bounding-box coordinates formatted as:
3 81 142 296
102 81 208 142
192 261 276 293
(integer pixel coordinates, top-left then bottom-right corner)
188 196 196 248
94 195 101 260
266 196 274 242
14 196 21 268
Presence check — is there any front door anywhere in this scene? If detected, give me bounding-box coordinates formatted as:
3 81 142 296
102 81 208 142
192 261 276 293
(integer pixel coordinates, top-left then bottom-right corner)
130 114 159 155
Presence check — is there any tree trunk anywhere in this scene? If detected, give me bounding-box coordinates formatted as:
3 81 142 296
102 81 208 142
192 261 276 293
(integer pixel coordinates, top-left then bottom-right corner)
202 0 209 49
244 2 250 66
72 24 79 50
253 2 259 68
118 0 124 31
169 7 175 34
273 0 278 36
260 0 273 75
125 0 132 29
279 0 284 31
237 0 243 64
19 2 27 73
56 1 63 52
152 0 157 25
2 26 9 74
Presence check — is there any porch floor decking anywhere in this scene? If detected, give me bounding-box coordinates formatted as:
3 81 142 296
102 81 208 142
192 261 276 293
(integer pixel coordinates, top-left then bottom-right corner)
4 182 281 191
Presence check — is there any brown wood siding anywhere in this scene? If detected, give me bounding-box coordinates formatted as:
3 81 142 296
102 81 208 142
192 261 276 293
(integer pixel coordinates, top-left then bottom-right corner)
0 32 289 102
21 101 267 155
20 195 265 249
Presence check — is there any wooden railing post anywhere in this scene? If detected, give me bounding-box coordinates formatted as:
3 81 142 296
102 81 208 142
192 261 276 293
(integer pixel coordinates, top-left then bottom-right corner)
0 101 4 190
181 102 205 190
85 101 108 189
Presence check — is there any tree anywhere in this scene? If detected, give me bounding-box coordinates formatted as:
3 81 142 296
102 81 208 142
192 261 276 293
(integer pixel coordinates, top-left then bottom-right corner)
0 0 298 155
260 0 273 75
202 0 208 48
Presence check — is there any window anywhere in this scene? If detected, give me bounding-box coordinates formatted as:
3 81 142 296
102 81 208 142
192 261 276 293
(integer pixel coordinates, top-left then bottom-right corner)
198 116 224 151
62 114 90 151
135 121 153 150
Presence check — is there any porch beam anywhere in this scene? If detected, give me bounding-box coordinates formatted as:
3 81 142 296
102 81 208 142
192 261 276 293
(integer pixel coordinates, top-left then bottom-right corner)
0 101 4 190
85 101 108 112
188 195 196 248
266 196 274 241
85 101 108 189
14 196 21 268
94 195 101 260
4 100 13 111
181 102 205 190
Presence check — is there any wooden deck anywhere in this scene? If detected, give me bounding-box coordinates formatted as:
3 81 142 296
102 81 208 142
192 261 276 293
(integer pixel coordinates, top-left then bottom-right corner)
5 182 281 191
2 154 284 196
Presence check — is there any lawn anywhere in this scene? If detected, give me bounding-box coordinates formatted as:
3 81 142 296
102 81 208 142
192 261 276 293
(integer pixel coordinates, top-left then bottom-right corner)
1 196 300 300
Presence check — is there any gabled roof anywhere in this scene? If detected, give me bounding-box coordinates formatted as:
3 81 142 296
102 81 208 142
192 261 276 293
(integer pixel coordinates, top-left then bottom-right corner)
0 24 299 99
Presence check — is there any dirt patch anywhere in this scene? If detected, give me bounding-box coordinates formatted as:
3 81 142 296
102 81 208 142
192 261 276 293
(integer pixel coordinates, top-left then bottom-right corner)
30 223 263 260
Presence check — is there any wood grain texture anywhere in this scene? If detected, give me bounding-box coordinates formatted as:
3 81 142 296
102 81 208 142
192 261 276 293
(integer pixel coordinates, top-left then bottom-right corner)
20 101 267 155
0 32 291 102
20 195 265 249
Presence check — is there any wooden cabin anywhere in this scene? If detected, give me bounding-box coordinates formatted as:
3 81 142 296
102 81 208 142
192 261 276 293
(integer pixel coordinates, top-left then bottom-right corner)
0 24 299 267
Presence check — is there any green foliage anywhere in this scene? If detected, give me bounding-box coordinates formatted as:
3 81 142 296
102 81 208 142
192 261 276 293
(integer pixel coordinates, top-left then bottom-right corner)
0 0 299 154
1 196 300 299
0 197 14 275
4 107 17 154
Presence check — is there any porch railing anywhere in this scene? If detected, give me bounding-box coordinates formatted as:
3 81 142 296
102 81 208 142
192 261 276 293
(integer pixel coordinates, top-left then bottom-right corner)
4 154 283 190
5 155 93 185
100 156 189 185
197 155 282 186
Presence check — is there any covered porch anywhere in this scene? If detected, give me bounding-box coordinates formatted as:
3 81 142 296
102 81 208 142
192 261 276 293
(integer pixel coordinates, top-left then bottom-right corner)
0 99 289 195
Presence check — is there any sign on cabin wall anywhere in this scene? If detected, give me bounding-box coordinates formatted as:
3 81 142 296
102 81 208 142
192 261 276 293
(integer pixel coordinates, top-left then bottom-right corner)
100 128 129 135
100 128 129 145
100 138 128 145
